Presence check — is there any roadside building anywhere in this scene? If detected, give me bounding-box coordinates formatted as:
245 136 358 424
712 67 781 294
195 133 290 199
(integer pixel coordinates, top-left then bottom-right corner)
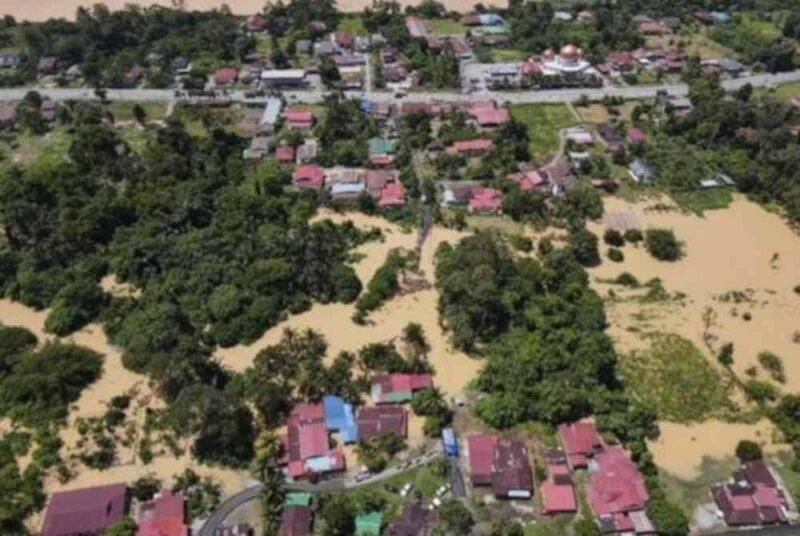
260 97 283 133
558 420 603 469
507 170 548 192
262 69 308 89
466 435 533 499
137 490 189 536
283 108 314 130
0 51 25 68
281 403 345 480
564 126 595 146
355 512 383 536
37 56 60 75
276 145 296 164
323 395 359 443
334 31 355 50
357 405 408 440
369 137 396 166
442 428 459 457
280 505 312 536
468 188 504 214
41 483 129 536
371 373 433 404
244 137 270 160
468 101 510 128
214 67 239 85
379 182 406 208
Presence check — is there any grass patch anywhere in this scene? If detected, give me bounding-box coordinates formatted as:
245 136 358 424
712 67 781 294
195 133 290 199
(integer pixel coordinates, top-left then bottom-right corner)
659 456 739 514
425 18 466 36
509 104 578 161
771 452 800 504
524 515 574 535
620 333 734 422
489 48 529 62
758 80 800 101
670 188 733 215
106 101 168 122
338 15 367 36
0 127 73 167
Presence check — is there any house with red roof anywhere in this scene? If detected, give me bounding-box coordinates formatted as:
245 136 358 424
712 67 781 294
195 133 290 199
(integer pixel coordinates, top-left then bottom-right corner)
283 108 314 130
587 445 653 534
293 165 325 190
541 449 577 515
627 127 647 144
281 505 313 535
468 188 504 213
246 13 266 32
446 138 493 157
276 145 296 164
333 31 354 50
468 101 510 128
406 16 428 39
558 420 603 469
281 404 345 480
137 490 189 536
712 460 792 527
41 483 129 536
357 405 408 440
379 182 406 208
467 435 533 499
508 170 548 192
638 20 668 34
371 373 433 404
214 67 239 85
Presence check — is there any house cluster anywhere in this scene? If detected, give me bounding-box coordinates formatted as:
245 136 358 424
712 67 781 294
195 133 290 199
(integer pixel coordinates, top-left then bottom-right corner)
293 165 407 208
558 420 655 534
279 373 432 481
460 11 510 44
712 460 795 527
39 482 192 536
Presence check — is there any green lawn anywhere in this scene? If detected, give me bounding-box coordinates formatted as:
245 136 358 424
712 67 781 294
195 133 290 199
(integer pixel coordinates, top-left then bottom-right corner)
509 104 579 161
619 333 735 423
660 456 740 515
670 188 734 215
106 101 168 122
764 81 800 101
338 15 367 36
424 18 466 36
490 48 530 62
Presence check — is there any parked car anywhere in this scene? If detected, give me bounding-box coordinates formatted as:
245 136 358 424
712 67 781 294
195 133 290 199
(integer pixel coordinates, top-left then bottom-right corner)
400 483 412 497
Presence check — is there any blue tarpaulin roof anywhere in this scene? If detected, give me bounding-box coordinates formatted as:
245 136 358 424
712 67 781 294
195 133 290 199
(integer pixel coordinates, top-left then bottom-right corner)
323 395 358 443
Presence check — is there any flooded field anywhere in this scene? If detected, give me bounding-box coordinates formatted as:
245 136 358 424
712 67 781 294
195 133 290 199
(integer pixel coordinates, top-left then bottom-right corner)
2 0 504 21
588 194 800 476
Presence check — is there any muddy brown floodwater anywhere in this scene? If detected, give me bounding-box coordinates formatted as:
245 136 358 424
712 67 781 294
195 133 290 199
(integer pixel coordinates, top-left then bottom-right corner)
588 194 800 479
1 0 502 22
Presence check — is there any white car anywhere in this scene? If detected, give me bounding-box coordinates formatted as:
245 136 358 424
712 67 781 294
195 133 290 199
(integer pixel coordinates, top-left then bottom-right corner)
435 484 451 497
432 497 442 507
400 483 412 497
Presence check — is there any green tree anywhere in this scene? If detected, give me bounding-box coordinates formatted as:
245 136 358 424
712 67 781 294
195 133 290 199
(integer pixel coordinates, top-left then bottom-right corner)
104 517 138 536
568 229 601 267
645 229 682 261
717 343 734 367
735 440 763 462
434 499 474 535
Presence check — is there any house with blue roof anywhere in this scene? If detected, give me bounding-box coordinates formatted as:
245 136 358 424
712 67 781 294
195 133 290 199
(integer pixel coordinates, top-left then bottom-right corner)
323 395 359 443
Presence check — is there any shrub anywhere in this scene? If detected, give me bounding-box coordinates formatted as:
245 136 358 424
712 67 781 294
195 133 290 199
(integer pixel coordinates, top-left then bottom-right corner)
603 229 625 247
717 343 734 367
509 234 533 252
614 272 640 287
624 228 644 243
607 248 624 262
568 229 600 267
758 351 785 383
645 228 682 261
735 440 763 462
743 379 778 403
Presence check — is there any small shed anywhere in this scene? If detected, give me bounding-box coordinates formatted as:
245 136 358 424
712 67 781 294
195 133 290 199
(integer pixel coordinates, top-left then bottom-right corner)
442 427 459 457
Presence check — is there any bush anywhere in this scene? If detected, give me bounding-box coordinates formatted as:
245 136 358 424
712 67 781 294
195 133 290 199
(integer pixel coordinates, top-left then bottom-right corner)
743 379 778 403
607 248 624 262
717 343 734 367
758 351 785 383
603 229 625 247
645 228 682 261
614 272 640 287
509 234 533 252
624 228 644 243
568 229 600 267
735 440 763 462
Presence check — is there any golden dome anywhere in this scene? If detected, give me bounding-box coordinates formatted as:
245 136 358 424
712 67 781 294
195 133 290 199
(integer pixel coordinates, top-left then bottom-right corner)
560 44 577 57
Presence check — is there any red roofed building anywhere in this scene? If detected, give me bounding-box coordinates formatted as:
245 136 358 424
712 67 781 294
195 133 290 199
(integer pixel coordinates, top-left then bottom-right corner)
468 102 510 127
467 435 499 486
246 13 266 32
283 108 314 129
282 404 345 480
587 445 652 534
276 145 296 163
508 170 547 192
214 67 239 85
357 405 408 440
446 138 493 157
639 20 668 34
468 188 504 213
541 450 577 515
627 127 647 144
522 59 542 76
41 483 128 536
712 461 791 527
137 491 189 536
467 435 533 499
558 420 603 469
406 16 428 39
371 373 433 404
379 182 406 208
281 505 312 536
606 51 636 72
334 31 355 50
293 165 325 190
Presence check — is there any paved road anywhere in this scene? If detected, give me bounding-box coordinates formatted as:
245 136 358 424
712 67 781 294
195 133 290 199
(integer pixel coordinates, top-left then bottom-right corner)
197 450 441 535
2 70 799 105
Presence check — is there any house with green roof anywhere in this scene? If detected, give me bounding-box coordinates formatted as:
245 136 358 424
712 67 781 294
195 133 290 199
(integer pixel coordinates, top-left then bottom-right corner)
355 511 383 535
284 492 312 507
